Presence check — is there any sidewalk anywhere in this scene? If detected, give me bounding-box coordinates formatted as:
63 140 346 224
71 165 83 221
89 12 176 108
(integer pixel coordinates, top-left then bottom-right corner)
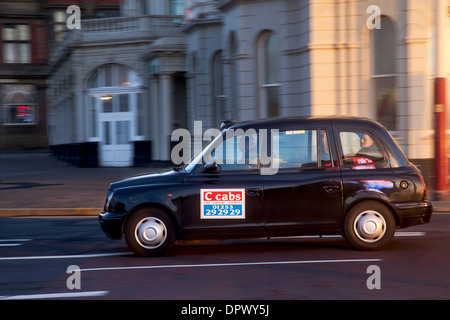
0 152 167 217
0 152 449 217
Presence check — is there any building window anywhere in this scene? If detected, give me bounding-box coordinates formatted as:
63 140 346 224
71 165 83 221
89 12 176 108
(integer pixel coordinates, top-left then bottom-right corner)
52 11 68 42
86 64 143 140
170 0 184 15
88 63 140 88
229 31 238 118
372 16 396 131
0 84 37 124
1 24 31 63
212 50 225 126
257 31 280 118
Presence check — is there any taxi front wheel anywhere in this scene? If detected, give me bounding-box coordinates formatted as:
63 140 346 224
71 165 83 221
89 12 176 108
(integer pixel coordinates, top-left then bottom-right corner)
343 201 396 251
125 208 175 257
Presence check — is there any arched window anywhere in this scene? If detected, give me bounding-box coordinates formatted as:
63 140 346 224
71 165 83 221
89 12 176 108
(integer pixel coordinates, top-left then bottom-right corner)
87 63 141 89
86 63 143 139
1 84 36 124
372 16 396 130
257 31 280 118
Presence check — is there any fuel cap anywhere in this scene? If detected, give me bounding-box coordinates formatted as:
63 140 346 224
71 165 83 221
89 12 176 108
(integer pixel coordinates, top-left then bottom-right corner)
400 180 409 189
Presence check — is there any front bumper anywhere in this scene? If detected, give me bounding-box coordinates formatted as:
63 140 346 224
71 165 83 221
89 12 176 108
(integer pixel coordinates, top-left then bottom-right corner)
392 200 433 228
98 211 128 240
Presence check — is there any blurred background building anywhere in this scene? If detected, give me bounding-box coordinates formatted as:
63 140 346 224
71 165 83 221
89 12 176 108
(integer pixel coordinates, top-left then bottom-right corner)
1 0 449 187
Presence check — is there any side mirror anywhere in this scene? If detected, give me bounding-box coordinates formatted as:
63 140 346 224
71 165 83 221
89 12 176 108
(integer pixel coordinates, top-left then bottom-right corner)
202 161 219 174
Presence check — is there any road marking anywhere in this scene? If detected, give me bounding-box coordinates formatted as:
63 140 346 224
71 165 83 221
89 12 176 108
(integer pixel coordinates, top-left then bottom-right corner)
0 231 425 260
80 258 384 273
264 232 426 240
0 291 109 300
0 239 32 247
394 231 426 237
0 252 132 261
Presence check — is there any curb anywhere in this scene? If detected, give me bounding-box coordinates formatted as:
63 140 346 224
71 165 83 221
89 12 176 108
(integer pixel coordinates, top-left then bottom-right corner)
0 208 101 217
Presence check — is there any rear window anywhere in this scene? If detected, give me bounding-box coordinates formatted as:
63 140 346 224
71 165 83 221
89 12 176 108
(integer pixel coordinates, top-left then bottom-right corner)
273 129 332 169
339 130 388 169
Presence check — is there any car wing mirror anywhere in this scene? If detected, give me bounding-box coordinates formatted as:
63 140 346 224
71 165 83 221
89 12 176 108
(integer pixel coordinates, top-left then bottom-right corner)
202 161 219 174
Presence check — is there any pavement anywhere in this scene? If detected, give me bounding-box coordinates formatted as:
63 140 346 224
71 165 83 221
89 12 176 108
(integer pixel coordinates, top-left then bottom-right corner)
0 152 168 217
0 152 449 217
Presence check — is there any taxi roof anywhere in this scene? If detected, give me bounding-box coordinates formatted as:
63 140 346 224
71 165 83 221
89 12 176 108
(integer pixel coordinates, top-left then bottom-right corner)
222 115 380 130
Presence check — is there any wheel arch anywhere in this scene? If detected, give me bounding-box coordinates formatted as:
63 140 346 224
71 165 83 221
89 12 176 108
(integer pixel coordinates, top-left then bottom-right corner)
342 198 400 233
124 202 181 238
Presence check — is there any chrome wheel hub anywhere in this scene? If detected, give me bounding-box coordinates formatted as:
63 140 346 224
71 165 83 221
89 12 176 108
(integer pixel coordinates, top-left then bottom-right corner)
354 210 386 243
135 217 167 249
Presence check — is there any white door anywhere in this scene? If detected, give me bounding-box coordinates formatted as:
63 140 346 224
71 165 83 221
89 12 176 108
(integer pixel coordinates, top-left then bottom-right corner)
100 112 134 167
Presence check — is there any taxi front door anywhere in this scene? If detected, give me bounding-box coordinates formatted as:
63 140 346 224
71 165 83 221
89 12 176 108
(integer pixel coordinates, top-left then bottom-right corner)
180 131 264 239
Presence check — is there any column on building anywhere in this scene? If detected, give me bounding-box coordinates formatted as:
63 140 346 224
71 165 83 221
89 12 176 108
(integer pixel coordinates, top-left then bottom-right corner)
403 1 434 160
159 72 174 162
143 40 187 163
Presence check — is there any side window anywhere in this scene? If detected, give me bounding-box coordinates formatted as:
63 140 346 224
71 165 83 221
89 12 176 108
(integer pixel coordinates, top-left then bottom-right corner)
210 131 259 171
339 130 386 168
274 129 332 169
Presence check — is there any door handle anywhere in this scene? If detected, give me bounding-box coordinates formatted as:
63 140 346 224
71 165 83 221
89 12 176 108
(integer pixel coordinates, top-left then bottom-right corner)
246 188 261 196
323 185 339 193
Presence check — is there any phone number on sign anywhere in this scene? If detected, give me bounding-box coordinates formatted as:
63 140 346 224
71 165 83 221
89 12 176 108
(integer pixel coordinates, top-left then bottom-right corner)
203 204 242 216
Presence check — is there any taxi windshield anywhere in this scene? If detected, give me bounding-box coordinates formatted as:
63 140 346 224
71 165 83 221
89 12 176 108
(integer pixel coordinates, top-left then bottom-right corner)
184 129 223 172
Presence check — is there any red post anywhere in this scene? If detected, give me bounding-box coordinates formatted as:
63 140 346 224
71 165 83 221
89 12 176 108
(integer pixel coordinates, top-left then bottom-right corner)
434 77 447 196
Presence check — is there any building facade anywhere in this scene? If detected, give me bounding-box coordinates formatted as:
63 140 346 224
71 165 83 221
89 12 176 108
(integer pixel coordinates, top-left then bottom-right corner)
45 0 449 187
47 0 185 166
0 0 121 152
0 1 50 151
182 0 449 185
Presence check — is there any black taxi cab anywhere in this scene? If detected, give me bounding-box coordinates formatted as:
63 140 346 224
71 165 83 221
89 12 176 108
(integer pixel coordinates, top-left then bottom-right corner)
98 117 432 256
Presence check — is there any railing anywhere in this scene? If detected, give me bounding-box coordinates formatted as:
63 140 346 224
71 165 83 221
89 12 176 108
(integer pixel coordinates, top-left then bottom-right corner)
49 15 184 66
82 15 183 33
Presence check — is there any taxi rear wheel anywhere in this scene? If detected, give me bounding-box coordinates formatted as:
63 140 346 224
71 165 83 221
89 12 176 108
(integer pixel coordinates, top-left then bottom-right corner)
125 208 175 257
343 201 395 251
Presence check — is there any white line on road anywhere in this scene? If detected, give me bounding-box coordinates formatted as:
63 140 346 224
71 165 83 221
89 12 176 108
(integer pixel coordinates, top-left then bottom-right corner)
394 232 426 237
0 231 425 261
0 291 109 300
80 258 384 273
0 239 32 247
0 252 132 261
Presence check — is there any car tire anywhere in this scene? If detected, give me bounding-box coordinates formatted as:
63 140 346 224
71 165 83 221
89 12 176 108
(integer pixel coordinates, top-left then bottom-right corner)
124 208 176 257
343 201 396 251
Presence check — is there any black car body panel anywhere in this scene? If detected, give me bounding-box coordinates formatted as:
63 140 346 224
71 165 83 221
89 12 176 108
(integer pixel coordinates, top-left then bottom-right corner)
98 116 432 252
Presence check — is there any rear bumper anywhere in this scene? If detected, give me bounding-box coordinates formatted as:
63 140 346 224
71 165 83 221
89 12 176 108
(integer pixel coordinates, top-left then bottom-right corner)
391 200 433 228
98 211 128 240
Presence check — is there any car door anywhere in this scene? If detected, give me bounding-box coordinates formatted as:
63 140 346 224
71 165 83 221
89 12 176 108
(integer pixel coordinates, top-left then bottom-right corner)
263 124 343 237
181 128 264 239
334 125 395 209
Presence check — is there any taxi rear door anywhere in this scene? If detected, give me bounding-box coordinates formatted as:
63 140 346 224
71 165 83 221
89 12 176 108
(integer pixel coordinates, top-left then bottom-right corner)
262 125 343 236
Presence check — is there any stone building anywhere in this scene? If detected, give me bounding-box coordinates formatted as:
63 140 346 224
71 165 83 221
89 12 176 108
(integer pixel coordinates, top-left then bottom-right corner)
0 0 121 152
47 0 185 166
45 0 449 186
182 0 449 185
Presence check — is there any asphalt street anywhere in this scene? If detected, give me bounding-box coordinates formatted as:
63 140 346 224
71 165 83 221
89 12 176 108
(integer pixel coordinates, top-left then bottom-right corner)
0 152 449 305
0 213 449 303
